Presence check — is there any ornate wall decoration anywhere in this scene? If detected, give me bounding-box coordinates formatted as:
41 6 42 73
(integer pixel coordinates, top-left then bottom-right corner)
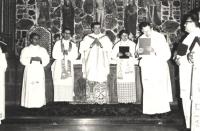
124 0 137 37
37 0 51 26
27 25 52 55
181 0 200 17
62 0 75 35
15 0 62 56
162 21 179 33
0 0 16 56
83 0 93 14
15 0 200 56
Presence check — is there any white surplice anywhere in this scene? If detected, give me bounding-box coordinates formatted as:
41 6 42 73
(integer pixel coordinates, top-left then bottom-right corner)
0 48 7 124
79 33 112 104
136 30 172 114
51 39 78 102
177 28 200 131
111 39 136 103
177 28 200 129
20 44 49 108
191 62 200 131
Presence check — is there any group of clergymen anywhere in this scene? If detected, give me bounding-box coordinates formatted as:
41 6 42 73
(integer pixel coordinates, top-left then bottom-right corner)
1 13 200 130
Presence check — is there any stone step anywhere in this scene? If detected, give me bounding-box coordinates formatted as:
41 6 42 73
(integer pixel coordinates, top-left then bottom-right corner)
0 124 183 131
2 116 183 125
2 104 184 125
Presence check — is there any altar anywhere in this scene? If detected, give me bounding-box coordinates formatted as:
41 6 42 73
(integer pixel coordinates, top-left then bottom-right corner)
72 60 142 104
5 58 177 106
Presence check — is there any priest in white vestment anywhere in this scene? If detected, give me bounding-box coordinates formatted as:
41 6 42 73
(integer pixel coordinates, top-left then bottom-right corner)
79 22 112 104
111 30 136 103
176 14 200 131
0 43 7 124
20 33 50 108
136 22 172 118
51 28 78 102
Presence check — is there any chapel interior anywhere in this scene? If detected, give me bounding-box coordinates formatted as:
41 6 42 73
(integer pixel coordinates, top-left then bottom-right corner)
0 0 199 130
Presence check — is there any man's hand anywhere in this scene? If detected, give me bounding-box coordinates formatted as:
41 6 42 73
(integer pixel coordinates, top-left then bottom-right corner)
173 51 178 61
187 52 194 64
175 57 180 66
175 58 181 66
137 48 144 54
63 50 68 55
117 52 123 57
145 46 154 52
125 52 132 57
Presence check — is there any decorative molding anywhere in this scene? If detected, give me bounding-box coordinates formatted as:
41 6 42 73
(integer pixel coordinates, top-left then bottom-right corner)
28 25 52 56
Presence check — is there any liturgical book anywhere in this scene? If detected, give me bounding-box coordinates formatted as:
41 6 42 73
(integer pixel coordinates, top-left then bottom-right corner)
177 43 188 56
119 46 129 59
138 38 151 55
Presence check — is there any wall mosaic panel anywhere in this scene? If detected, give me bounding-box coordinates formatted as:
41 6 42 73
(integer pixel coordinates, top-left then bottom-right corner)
181 0 200 16
15 0 63 56
0 0 16 56
15 0 200 56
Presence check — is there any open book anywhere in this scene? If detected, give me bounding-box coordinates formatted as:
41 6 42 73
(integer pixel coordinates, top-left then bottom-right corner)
119 46 129 59
138 38 151 55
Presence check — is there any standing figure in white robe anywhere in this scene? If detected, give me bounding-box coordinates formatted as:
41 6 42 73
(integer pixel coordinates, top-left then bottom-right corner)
0 44 7 124
189 41 200 131
136 22 172 118
51 28 78 102
176 14 200 131
111 30 136 103
20 33 50 108
96 0 105 27
79 22 112 104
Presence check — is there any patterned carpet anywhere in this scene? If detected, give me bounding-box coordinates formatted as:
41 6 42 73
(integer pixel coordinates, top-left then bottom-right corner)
3 103 184 126
6 103 144 116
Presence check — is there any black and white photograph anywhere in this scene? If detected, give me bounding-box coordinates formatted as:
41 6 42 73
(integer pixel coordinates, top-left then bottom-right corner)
0 0 200 131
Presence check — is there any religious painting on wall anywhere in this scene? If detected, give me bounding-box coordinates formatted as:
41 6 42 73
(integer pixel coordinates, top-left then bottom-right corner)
37 0 50 25
62 0 75 35
14 0 189 57
137 0 162 26
124 0 138 38
15 0 63 56
95 0 105 28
